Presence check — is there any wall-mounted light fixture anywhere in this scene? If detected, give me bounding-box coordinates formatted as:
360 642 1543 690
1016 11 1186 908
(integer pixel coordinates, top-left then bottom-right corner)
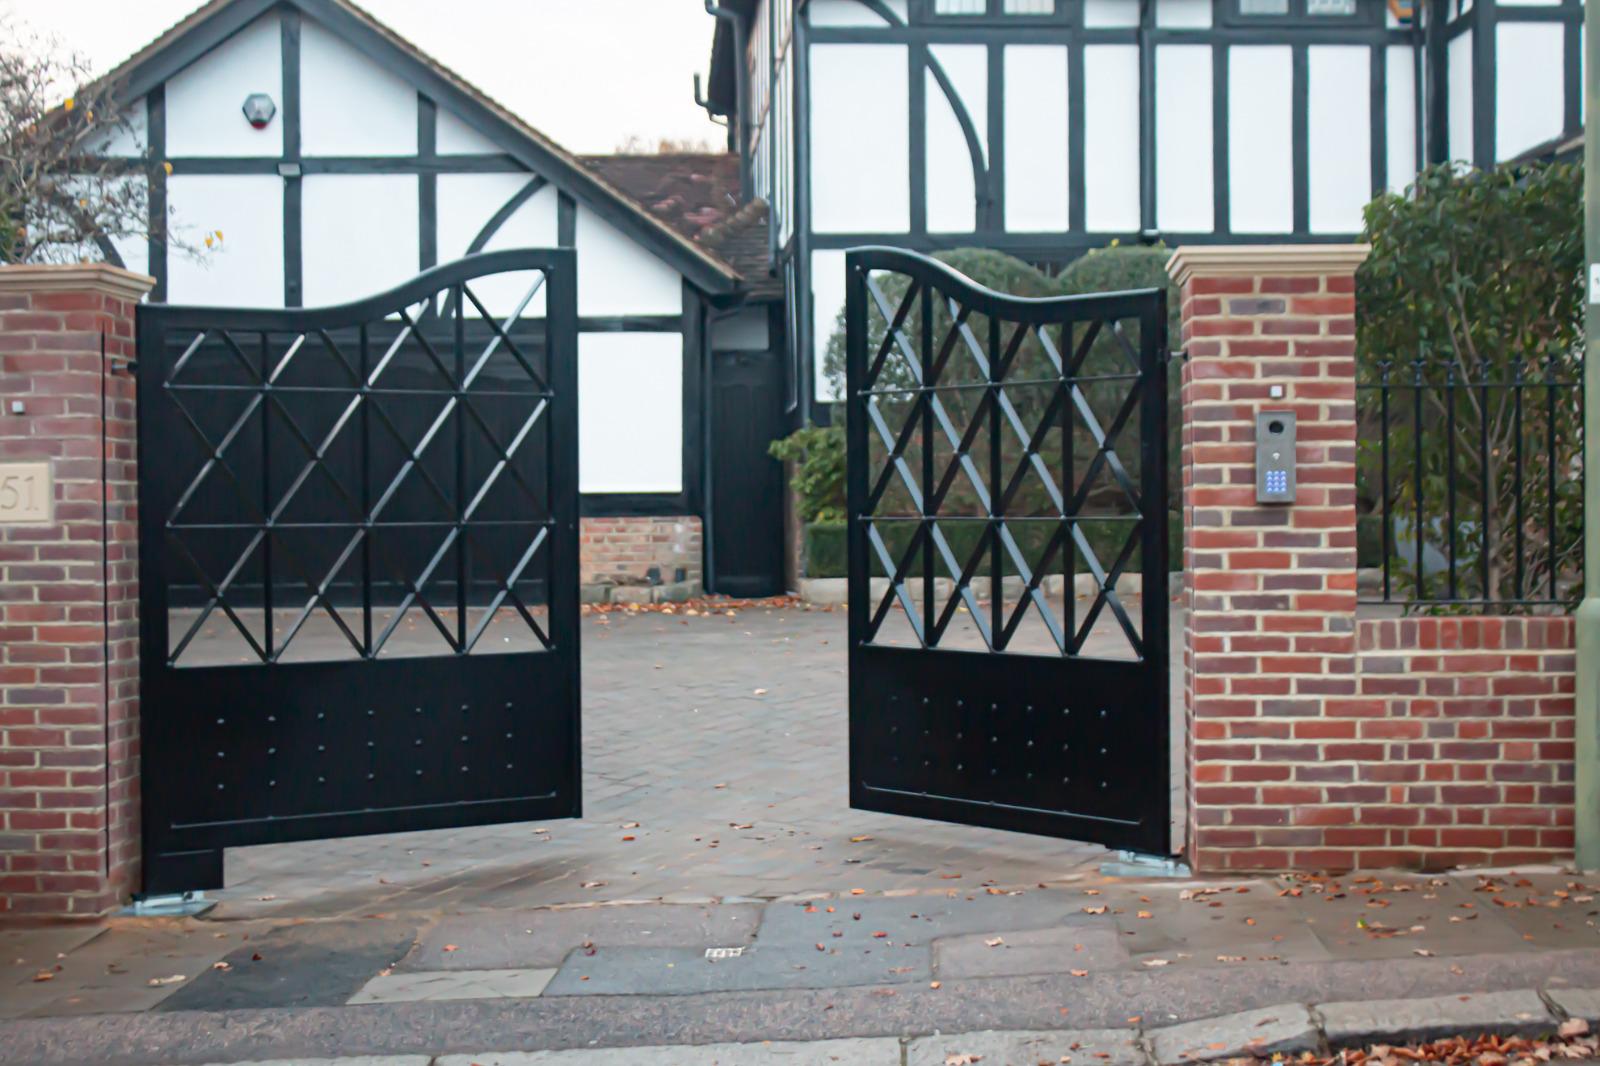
241 93 277 130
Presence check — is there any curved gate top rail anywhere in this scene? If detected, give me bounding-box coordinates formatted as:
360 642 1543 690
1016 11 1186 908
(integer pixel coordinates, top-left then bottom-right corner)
843 245 1171 855
136 249 580 895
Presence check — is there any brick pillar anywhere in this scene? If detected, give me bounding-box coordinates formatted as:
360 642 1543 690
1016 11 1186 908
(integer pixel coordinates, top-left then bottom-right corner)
0 263 153 918
1166 245 1368 873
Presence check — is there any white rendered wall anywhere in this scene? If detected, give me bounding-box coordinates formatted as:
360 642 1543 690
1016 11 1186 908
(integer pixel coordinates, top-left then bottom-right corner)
437 107 504 155
578 332 684 493
437 175 558 318
1496 21 1565 160
1307 46 1370 234
301 175 420 306
300 17 417 156
1083 45 1141 233
1155 45 1213 232
574 206 684 318
1084 0 1140 27
1448 28 1475 162
812 248 848 402
808 0 903 25
165 175 284 306
1228 46 1294 233
926 45 987 233
1003 45 1069 233
1156 0 1212 28
810 45 910 234
1386 45 1418 193
166 13 282 157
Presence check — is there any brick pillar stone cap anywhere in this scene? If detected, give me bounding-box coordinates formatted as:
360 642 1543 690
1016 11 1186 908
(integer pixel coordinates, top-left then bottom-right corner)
1165 244 1371 287
0 262 155 301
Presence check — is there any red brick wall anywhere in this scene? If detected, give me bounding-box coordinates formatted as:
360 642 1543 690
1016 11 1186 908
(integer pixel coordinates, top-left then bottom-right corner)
0 264 151 918
579 515 703 589
1350 617 1575 868
1170 246 1577 874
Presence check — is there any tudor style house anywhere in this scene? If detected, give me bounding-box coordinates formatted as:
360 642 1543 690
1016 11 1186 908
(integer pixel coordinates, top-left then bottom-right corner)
84 0 790 598
699 0 1585 414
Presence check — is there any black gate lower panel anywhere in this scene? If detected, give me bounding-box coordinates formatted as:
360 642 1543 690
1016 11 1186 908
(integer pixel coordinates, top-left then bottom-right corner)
851 646 1165 854
142 654 577 893
843 247 1170 855
136 250 580 894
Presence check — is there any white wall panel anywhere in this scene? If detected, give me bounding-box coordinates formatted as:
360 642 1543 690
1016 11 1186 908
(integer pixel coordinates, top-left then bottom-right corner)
166 14 282 157
1496 21 1565 160
301 175 419 306
808 0 900 25
92 109 148 158
578 332 683 493
1228 46 1293 234
810 45 909 234
1084 0 1140 27
1448 28 1474 162
1308 47 1370 234
300 18 416 156
1386 45 1418 192
1003 45 1069 233
926 45 986 233
811 248 847 402
165 176 283 306
575 206 684 318
437 174 558 317
437 107 504 155
1083 45 1141 233
1156 0 1212 28
1155 45 1213 232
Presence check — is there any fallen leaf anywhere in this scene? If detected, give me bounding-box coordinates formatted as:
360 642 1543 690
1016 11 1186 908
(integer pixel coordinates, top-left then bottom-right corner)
945 1055 982 1065
1083 906 1107 915
984 937 1004 947
930 981 942 989
1412 949 1435 957
849 835 874 843
1137 911 1153 920
211 961 231 971
1141 958 1170 968
753 688 768 696
1560 1019 1590 1039
873 931 889 939
31 971 53 983
147 974 185 987
443 944 458 952
1069 969 1089 977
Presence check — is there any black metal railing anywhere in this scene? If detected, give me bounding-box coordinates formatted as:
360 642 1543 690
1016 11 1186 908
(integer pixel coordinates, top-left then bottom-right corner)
1356 352 1583 611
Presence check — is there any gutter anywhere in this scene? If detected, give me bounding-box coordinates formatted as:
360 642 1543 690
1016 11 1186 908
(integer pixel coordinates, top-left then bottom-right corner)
705 1 754 201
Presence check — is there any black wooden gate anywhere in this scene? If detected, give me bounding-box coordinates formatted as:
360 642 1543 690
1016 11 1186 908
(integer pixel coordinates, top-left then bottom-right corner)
136 250 579 894
844 247 1170 855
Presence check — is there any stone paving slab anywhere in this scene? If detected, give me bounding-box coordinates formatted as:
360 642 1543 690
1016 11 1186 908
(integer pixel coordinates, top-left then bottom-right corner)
436 1039 902 1065
905 1028 1145 1066
0 920 254 1019
1317 989 1556 1046
156 919 418 1012
1547 987 1600 1023
348 967 557 1004
1148 1004 1319 1063
401 902 761 971
756 892 1092 950
933 924 1130 979
188 1060 430 1066
541 940 931 996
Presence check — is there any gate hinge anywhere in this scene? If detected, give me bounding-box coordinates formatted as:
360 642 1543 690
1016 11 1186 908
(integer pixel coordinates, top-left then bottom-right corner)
1162 347 1187 366
110 359 138 376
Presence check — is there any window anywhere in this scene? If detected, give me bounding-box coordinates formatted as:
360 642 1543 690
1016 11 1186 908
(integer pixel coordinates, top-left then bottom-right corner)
1228 0 1371 23
1002 0 1056 13
934 0 986 14
929 0 1057 15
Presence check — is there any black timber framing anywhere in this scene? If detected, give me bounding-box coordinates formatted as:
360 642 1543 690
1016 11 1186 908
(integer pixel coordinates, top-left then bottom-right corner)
417 93 438 273
281 6 303 307
146 87 168 303
103 0 737 297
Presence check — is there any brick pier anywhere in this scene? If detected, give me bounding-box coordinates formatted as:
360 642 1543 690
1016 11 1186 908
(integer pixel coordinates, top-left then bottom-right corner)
0 264 153 917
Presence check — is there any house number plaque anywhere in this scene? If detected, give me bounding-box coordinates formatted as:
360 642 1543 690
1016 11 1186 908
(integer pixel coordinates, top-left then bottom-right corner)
0 462 53 524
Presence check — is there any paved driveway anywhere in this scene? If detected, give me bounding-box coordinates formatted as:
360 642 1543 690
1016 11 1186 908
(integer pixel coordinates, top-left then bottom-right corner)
213 604 1180 919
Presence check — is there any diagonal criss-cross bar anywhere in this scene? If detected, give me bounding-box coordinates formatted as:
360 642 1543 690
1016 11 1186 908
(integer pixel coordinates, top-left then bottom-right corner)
160 266 555 664
848 249 1163 662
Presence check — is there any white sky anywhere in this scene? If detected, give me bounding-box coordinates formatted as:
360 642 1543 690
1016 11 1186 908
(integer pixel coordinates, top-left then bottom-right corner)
5 0 728 154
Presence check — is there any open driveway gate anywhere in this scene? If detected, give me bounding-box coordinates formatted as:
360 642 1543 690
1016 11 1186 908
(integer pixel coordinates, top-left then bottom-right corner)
136 250 579 894
844 247 1170 856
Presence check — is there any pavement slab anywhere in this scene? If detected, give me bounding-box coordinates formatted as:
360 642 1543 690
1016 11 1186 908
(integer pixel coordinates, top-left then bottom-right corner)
348 967 557 1003
541 939 930 996
1317 988 1556 1046
934 925 1130 980
1546 987 1600 1023
435 1039 902 1065
1148 1004 1320 1064
904 1028 1145 1066
401 902 761 971
156 918 419 1012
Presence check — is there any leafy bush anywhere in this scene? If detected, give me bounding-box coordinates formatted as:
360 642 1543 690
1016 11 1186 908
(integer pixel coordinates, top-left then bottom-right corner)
1356 160 1584 603
768 423 845 524
804 521 847 578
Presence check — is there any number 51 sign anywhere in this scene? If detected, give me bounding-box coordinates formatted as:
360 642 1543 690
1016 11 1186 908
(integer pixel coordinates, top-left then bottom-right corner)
0 462 53 524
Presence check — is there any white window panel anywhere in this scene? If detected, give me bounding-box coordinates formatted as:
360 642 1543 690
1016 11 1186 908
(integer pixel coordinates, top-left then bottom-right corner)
810 45 910 234
1308 47 1370 233
1386 45 1418 192
1447 29 1474 162
1228 46 1294 233
1495 21 1565 160
926 44 987 233
1003 45 1069 232
1084 45 1141 232
1155 45 1214 232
